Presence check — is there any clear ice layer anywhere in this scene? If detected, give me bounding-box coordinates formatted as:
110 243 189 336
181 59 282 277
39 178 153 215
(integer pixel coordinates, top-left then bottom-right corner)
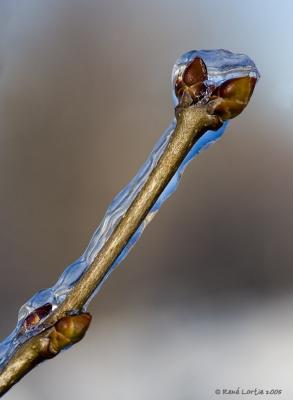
172 49 260 107
0 49 260 368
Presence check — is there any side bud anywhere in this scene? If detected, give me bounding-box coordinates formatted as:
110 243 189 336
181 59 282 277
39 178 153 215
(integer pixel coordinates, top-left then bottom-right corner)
175 57 208 107
48 313 92 355
19 303 52 335
207 76 257 120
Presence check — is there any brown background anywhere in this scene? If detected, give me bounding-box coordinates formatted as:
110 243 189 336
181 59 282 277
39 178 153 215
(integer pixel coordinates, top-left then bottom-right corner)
0 1 293 399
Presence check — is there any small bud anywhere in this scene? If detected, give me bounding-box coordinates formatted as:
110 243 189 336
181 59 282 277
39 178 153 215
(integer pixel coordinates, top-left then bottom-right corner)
175 57 208 108
207 76 257 120
183 57 208 87
219 76 256 102
20 303 52 334
48 313 92 355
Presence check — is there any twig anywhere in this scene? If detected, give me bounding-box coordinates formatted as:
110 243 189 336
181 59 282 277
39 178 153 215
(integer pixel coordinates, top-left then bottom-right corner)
0 53 258 395
0 104 222 396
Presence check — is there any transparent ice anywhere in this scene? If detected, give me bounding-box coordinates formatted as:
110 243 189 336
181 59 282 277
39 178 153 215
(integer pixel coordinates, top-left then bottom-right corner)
0 49 260 368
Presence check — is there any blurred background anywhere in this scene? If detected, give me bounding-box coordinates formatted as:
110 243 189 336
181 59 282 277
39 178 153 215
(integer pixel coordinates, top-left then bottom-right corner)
0 0 293 399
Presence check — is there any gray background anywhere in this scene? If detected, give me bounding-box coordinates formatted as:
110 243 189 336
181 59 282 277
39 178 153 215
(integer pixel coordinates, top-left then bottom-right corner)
0 0 293 399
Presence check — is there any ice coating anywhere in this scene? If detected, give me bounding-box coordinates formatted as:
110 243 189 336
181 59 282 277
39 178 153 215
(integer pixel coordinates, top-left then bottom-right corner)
0 49 259 368
172 49 260 107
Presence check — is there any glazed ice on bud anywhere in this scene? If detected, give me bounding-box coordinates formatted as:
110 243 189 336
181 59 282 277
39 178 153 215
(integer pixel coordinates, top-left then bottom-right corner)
172 49 260 111
19 303 52 335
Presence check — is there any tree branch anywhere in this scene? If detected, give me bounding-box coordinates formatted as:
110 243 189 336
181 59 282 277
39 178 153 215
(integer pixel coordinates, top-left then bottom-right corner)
0 104 222 396
0 52 259 395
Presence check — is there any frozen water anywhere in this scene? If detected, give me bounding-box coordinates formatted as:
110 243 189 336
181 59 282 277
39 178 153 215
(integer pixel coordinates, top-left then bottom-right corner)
172 49 260 107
